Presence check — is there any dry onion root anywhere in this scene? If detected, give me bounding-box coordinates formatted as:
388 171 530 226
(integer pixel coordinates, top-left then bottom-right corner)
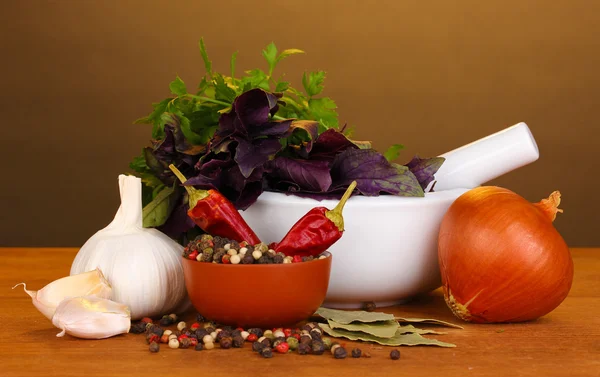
438 186 573 323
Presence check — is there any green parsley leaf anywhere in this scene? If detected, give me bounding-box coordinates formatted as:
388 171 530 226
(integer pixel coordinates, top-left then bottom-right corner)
262 42 278 76
198 38 213 78
241 69 270 92
275 81 290 92
230 51 238 81
276 48 304 64
308 97 338 131
302 71 326 97
214 74 237 103
383 144 405 162
134 98 171 125
169 76 187 96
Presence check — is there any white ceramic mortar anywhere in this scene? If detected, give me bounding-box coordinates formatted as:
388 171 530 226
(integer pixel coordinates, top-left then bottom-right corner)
241 122 539 308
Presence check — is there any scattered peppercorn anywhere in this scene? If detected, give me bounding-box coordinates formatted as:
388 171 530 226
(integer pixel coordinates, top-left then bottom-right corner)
286 337 299 350
194 343 204 351
180 338 192 349
260 347 273 358
260 338 272 348
275 342 290 354
297 343 311 355
204 342 215 350
252 342 265 352
220 337 233 349
176 321 187 331
149 341 160 353
351 348 362 358
232 336 245 348
247 333 258 343
311 341 326 355
129 321 147 334
168 338 180 349
322 337 332 350
146 333 160 344
363 301 377 312
333 347 348 359
248 328 263 337
160 334 169 343
390 349 400 360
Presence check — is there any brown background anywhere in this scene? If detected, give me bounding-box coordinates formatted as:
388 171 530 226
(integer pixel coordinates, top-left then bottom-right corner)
0 0 597 247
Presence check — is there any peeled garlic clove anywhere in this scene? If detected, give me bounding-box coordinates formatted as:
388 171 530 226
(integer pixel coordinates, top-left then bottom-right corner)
52 296 131 339
13 268 112 320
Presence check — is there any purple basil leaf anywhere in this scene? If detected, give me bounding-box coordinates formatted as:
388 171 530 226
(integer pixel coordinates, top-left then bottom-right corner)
331 148 424 197
219 164 266 210
234 137 283 178
157 200 196 239
405 155 445 190
285 120 320 158
249 119 292 138
267 157 332 192
233 88 276 127
310 129 358 160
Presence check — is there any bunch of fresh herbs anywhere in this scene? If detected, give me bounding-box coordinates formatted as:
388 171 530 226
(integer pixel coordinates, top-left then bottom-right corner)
130 39 444 243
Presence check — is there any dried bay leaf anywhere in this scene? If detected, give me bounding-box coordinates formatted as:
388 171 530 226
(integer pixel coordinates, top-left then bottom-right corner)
315 307 395 324
328 319 399 338
319 323 456 348
395 316 464 329
399 324 447 335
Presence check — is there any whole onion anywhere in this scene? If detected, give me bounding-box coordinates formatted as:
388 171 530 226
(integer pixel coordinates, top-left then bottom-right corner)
438 186 573 323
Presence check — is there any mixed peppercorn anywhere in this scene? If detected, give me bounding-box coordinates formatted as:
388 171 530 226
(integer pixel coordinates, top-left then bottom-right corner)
130 313 402 360
183 234 329 264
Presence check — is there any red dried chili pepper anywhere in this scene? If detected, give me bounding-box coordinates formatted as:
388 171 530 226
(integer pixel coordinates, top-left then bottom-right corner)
275 181 357 257
169 164 260 244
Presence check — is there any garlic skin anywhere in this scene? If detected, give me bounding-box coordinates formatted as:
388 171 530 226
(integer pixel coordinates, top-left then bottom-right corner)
52 296 131 339
70 175 187 320
13 268 112 320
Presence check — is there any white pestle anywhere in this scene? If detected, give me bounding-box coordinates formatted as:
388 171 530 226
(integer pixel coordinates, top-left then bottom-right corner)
430 122 539 192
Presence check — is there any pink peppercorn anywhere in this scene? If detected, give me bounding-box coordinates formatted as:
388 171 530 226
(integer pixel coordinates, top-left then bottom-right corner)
283 328 292 337
190 338 198 347
293 255 303 263
247 333 258 342
178 334 189 342
141 317 153 324
188 251 199 260
190 323 200 331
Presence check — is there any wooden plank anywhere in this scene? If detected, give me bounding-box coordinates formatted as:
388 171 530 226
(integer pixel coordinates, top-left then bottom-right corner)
0 248 598 377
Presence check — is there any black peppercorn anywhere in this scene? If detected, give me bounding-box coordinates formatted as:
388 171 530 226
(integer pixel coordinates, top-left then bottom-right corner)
129 322 147 334
151 326 164 337
196 313 206 322
351 348 362 358
220 336 233 349
333 347 347 359
216 330 231 342
260 338 272 348
232 335 244 348
311 341 326 355
149 341 160 353
258 255 270 264
205 326 216 334
300 335 312 344
297 343 311 355
248 328 264 337
195 329 208 339
182 329 193 338
180 337 192 349
213 251 225 263
363 301 377 312
242 254 255 264
260 347 273 358
194 343 204 351
272 338 284 348
390 349 400 360
252 341 265 352
273 254 284 264
301 324 313 332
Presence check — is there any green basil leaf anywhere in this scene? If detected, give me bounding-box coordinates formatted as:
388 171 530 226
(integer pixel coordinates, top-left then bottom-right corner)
383 144 405 162
262 42 278 75
142 185 178 228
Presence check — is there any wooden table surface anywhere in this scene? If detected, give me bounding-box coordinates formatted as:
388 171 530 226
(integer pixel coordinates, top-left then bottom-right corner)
0 248 598 377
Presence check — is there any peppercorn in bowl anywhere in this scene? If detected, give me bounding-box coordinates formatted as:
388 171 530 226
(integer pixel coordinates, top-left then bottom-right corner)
182 235 332 328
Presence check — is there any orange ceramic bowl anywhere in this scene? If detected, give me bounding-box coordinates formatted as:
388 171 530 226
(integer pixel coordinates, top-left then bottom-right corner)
182 254 332 328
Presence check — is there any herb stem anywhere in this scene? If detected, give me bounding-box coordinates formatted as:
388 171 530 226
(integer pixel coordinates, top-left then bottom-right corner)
188 95 231 107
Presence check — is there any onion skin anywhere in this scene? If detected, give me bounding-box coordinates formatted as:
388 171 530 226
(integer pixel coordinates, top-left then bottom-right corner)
438 186 573 323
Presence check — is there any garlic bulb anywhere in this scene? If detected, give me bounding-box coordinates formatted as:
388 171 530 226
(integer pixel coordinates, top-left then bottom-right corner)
70 174 187 320
13 268 111 320
52 296 131 339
